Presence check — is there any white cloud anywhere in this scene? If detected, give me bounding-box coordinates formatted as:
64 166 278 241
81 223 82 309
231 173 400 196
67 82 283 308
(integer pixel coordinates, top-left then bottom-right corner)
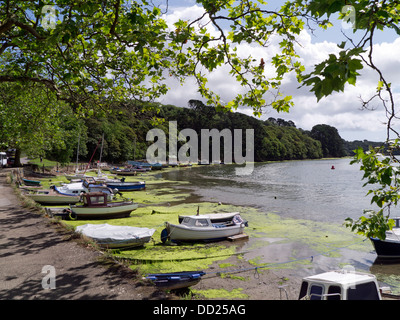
158 5 400 142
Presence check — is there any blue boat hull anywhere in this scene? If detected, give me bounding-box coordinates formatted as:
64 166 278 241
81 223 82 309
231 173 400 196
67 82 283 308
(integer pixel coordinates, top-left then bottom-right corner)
147 271 205 290
106 182 145 191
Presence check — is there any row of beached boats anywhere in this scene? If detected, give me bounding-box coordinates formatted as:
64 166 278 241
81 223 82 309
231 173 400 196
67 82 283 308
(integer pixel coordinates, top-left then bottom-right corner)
22 171 248 253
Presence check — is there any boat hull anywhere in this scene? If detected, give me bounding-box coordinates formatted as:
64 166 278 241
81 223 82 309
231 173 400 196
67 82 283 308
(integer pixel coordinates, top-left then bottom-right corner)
27 192 80 204
370 237 400 258
70 202 138 219
22 178 41 186
106 182 145 191
147 271 205 290
109 169 138 175
167 223 245 241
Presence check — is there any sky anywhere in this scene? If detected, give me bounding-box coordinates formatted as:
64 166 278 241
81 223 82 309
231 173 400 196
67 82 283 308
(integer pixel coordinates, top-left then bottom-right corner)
155 0 400 142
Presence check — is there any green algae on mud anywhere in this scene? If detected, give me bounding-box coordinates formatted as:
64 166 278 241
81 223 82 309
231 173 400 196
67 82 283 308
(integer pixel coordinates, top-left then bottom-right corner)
63 200 246 274
192 288 248 299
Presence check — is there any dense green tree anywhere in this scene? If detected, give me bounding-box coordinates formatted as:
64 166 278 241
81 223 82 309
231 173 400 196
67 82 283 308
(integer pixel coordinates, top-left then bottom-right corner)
310 124 346 158
0 82 81 165
157 102 323 162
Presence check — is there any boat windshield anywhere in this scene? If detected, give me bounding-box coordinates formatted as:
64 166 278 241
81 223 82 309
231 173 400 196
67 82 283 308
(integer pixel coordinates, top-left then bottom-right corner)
90 196 106 205
182 217 210 227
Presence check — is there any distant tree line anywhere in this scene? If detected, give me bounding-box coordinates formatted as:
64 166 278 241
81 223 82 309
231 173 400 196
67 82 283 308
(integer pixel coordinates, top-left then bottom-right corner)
32 99 384 165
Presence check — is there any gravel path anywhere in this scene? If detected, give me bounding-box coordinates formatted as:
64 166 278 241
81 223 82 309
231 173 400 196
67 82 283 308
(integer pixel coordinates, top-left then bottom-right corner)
0 168 166 300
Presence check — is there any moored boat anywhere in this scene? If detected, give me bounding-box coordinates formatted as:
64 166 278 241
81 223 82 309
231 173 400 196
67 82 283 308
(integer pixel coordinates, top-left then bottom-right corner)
370 217 400 258
146 271 206 290
178 212 243 224
161 214 247 243
370 217 400 259
106 180 146 191
55 178 115 200
25 189 80 204
75 223 155 249
68 192 138 219
109 167 139 175
22 178 41 187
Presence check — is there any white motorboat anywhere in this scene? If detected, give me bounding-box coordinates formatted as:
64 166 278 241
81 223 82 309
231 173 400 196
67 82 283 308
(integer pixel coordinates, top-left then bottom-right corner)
68 192 138 219
161 214 247 242
75 223 155 249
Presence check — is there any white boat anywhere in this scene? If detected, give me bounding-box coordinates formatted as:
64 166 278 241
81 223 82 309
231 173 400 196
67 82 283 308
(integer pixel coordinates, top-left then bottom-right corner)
161 214 247 242
55 178 115 200
75 223 155 249
25 189 81 204
68 192 138 219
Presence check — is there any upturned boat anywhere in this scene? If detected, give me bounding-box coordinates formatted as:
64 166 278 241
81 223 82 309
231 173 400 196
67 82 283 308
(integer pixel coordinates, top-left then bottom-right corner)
147 271 206 290
75 223 155 249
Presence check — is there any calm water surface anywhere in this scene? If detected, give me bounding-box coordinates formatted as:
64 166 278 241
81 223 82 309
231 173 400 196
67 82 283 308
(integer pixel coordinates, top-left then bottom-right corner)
162 159 400 291
164 158 374 222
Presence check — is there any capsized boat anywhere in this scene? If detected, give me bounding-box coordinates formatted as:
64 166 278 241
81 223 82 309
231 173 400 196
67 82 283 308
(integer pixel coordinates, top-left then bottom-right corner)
68 192 138 219
147 271 206 290
161 214 247 243
370 217 400 258
75 223 155 249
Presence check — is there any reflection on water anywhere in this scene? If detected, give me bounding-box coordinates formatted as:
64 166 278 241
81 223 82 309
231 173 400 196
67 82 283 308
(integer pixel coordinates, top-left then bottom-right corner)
162 159 400 292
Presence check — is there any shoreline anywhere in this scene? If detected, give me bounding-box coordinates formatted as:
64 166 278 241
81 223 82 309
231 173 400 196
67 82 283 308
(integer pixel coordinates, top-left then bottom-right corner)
3 161 383 299
4 164 305 300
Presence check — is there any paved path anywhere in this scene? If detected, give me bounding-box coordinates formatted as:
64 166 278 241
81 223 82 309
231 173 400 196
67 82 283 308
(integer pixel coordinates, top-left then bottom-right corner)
0 169 163 300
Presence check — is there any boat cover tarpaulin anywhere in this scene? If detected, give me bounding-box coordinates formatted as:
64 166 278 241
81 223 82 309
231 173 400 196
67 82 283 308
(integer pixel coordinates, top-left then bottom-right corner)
76 223 155 243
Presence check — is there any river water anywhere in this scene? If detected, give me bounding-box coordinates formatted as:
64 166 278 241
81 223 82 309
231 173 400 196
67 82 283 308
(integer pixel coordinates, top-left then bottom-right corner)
162 159 400 291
